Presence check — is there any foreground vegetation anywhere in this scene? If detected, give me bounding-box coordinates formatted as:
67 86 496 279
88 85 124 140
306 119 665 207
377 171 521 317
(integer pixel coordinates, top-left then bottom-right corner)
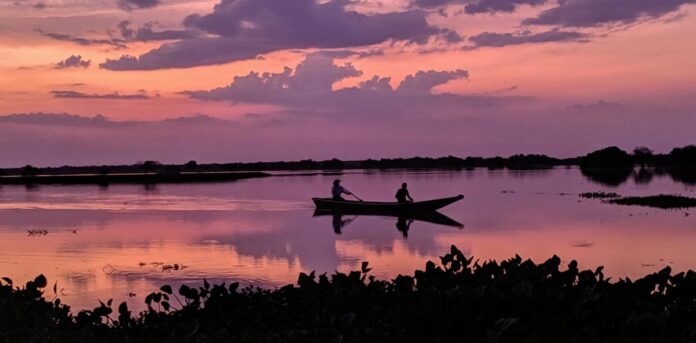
3 247 696 342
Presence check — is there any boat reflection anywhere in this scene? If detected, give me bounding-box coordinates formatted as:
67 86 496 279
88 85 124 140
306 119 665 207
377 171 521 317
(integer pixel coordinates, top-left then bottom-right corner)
313 210 464 237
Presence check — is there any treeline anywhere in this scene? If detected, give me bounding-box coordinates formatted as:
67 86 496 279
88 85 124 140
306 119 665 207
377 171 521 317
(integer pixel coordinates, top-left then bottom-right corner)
1 145 694 177
579 146 696 186
4 247 696 342
579 146 696 168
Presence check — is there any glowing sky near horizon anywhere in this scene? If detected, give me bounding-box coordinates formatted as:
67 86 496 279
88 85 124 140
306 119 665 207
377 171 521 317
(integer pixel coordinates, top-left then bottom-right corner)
0 0 695 166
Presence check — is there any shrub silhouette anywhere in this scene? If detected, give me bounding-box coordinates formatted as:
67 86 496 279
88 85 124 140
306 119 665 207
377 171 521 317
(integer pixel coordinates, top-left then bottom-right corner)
4 247 696 342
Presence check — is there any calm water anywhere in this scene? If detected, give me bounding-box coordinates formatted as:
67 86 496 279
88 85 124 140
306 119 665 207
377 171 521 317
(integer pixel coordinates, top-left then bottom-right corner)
1 167 695 311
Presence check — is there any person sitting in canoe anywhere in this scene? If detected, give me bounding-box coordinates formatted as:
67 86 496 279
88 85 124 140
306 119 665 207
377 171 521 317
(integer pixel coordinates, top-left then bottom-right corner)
395 183 414 203
332 179 353 201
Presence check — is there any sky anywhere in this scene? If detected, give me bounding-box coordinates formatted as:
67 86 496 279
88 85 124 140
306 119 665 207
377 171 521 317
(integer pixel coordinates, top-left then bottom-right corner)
1 0 695 166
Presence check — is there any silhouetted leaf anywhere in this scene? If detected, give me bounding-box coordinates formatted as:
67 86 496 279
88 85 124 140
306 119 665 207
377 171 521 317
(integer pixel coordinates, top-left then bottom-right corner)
34 274 47 288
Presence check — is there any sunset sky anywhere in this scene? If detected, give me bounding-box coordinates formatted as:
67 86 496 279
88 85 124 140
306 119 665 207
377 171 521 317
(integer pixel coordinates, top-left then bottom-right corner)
1 0 695 166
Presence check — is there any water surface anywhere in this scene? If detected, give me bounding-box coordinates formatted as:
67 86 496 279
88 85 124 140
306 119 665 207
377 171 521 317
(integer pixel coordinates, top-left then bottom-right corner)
1 167 694 311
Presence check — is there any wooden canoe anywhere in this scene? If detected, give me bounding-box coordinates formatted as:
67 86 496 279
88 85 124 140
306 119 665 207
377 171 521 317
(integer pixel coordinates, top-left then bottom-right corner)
312 194 463 213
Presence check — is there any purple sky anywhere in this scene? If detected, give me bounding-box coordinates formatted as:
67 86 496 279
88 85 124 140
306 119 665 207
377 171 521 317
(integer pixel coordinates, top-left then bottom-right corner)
0 0 695 166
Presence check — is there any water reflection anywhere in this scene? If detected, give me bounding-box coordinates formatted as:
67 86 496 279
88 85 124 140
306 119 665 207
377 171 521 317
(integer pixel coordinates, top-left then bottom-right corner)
0 167 695 312
314 210 463 237
581 166 696 187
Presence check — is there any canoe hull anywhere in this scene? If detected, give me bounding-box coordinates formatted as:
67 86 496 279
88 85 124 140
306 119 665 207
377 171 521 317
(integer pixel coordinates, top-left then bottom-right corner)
312 195 464 213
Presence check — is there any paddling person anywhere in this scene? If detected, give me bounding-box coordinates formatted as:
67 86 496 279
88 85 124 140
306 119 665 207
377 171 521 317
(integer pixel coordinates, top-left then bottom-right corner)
332 179 353 201
395 183 414 203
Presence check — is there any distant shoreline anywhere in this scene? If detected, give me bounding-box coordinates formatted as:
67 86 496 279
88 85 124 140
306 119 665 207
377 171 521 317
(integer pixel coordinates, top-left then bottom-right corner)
0 145 694 185
0 171 270 185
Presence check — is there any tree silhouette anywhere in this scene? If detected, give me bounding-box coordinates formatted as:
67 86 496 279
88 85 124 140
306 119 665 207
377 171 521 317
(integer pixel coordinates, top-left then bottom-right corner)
633 146 653 167
21 165 40 178
140 160 161 174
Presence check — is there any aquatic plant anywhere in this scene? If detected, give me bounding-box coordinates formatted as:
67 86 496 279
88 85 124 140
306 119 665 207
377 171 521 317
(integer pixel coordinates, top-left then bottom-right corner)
579 192 620 199
4 247 696 342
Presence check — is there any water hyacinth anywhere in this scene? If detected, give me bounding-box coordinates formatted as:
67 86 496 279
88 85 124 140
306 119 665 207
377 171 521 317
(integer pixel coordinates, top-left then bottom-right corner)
2 246 696 342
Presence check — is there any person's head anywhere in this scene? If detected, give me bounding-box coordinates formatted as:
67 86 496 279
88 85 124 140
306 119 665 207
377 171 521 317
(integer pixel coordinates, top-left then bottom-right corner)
333 179 341 186
401 182 408 189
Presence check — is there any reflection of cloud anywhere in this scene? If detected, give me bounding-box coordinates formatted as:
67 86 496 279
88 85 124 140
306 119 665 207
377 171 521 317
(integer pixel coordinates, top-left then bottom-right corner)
572 241 595 248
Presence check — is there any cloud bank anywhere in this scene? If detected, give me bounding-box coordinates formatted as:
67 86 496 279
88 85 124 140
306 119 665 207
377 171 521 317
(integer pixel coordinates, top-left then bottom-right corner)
101 0 458 70
523 0 696 27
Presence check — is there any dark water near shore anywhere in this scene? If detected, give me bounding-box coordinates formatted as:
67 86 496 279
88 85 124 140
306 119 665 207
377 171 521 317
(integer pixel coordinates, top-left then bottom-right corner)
1 167 695 311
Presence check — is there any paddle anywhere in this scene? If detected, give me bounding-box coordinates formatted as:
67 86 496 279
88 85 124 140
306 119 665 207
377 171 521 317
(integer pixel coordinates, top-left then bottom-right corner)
344 188 363 202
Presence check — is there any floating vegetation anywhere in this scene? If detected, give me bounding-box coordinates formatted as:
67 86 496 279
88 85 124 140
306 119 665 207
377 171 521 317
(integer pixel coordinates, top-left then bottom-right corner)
579 192 620 199
5 247 696 342
26 229 48 236
160 264 187 272
139 262 189 272
607 194 696 209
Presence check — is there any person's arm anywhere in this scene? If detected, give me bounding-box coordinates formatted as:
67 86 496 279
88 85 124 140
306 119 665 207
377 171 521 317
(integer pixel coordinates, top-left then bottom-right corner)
341 186 352 195
406 190 414 202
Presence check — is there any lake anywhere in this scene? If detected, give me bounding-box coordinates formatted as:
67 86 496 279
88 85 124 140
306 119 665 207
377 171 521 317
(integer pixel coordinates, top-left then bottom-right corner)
1 167 694 311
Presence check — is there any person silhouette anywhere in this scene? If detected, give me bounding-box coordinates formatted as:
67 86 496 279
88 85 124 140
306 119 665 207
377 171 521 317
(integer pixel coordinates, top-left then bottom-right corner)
395 183 414 203
332 179 353 201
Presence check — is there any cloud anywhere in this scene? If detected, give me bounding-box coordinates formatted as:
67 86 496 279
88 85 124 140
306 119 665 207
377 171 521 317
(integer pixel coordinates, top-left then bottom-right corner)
523 0 696 27
468 29 588 48
51 90 151 100
116 20 202 41
396 70 469 93
100 0 454 70
182 53 522 125
411 0 550 14
117 0 160 11
0 113 249 166
567 99 621 110
184 54 474 109
0 113 112 127
55 55 91 69
464 0 549 14
38 30 126 48
183 54 362 104
32 2 47 9
0 112 222 128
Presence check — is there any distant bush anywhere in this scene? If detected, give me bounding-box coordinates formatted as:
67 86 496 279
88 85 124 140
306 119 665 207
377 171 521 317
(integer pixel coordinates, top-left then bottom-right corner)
669 145 696 167
580 146 633 168
5 247 696 342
